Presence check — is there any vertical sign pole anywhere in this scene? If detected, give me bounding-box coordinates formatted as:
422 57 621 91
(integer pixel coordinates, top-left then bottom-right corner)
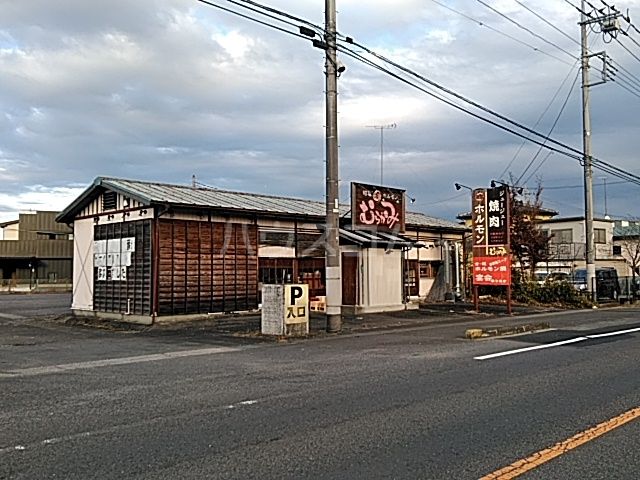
506 186 513 315
474 285 479 312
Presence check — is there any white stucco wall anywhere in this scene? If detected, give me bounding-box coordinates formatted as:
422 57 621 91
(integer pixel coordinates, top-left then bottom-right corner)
71 218 94 311
361 249 402 307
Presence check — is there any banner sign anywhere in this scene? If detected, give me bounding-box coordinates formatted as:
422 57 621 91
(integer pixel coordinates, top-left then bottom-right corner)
351 182 405 233
473 256 512 286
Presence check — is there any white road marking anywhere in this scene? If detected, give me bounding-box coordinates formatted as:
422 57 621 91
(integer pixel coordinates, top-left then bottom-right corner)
0 346 242 378
474 326 640 361
0 313 26 320
238 400 258 406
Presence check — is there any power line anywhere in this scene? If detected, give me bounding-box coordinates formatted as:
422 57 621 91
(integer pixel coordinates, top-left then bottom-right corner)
517 68 581 185
545 179 627 189
337 40 640 186
429 0 575 66
474 0 578 60
513 0 581 47
194 0 311 40
197 0 640 188
498 60 580 181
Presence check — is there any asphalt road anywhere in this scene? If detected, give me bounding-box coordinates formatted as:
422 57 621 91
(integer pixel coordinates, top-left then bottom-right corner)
0 292 71 318
1 301 640 479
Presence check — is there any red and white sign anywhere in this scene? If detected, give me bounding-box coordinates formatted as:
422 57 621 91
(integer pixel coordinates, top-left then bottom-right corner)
473 256 511 286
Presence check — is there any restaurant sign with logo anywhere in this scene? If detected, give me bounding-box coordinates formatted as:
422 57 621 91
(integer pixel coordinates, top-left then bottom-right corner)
351 182 406 233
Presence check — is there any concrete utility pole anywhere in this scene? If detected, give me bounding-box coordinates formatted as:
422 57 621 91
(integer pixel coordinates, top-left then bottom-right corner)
324 0 342 332
580 0 596 299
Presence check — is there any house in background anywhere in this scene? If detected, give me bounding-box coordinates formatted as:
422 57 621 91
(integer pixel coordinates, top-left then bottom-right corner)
0 211 73 287
613 220 640 277
538 216 628 276
56 177 466 324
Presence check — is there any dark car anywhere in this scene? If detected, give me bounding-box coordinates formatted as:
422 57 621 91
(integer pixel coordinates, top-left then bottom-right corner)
573 267 620 300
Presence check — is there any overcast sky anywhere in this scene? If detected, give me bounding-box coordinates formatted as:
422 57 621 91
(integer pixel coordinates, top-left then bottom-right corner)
2 0 640 224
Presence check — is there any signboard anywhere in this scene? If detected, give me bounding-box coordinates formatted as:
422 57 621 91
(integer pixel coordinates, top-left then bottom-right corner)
351 182 405 233
261 284 309 336
284 284 309 325
94 237 135 282
473 256 512 286
472 187 510 257
472 186 511 287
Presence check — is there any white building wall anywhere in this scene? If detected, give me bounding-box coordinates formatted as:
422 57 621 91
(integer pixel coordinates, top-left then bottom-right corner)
71 218 94 311
361 249 402 308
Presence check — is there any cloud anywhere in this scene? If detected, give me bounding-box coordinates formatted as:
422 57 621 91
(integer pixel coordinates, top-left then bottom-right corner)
0 0 638 224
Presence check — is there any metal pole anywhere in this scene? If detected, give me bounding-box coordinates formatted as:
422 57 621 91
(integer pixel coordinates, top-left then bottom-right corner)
325 0 342 332
380 127 384 184
581 0 596 300
603 177 608 217
454 241 461 301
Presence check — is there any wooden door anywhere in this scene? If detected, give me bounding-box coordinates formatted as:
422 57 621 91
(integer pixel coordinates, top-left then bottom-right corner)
342 253 358 305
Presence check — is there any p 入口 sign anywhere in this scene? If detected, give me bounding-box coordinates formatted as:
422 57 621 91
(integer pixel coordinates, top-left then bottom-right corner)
284 284 309 325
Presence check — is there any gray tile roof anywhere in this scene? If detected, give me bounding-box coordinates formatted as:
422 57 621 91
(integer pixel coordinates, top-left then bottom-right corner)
58 177 466 232
614 224 640 237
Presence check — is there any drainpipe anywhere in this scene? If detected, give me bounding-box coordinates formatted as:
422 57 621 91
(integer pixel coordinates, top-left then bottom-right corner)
454 241 461 301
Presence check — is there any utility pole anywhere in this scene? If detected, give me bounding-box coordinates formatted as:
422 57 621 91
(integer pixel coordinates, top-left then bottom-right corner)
579 1 620 299
367 123 396 184
324 0 341 332
580 0 596 299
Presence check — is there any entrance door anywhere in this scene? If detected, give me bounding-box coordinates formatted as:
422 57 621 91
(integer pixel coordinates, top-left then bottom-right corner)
341 253 358 305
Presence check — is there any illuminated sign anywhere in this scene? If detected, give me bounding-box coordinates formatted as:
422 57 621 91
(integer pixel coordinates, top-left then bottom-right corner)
351 182 406 233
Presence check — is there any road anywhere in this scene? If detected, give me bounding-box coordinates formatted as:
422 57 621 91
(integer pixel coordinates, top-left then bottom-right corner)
1 298 639 479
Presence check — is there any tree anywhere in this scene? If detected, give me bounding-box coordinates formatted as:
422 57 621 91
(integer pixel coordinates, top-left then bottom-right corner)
510 184 551 280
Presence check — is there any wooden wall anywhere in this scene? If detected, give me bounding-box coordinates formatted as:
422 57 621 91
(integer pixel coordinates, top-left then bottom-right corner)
93 220 153 316
157 219 258 315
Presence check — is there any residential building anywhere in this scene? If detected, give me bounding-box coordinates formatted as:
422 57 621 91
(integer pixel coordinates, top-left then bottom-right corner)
538 216 628 276
613 219 640 277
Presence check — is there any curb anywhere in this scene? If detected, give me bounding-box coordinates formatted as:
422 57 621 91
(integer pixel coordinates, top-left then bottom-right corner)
465 322 551 339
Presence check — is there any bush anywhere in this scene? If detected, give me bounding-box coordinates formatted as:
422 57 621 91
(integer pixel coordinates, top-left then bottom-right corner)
513 280 593 308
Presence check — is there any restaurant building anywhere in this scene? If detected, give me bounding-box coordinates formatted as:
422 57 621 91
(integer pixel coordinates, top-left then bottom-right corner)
57 177 466 324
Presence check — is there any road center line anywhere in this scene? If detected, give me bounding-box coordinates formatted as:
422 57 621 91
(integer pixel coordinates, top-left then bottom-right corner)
480 406 640 479
0 346 242 378
474 326 640 361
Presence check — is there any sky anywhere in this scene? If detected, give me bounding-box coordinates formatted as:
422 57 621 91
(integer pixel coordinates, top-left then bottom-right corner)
1 0 640 224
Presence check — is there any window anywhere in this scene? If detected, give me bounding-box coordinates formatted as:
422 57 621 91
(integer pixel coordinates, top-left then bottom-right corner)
419 261 440 278
613 245 622 255
594 228 606 244
550 229 572 244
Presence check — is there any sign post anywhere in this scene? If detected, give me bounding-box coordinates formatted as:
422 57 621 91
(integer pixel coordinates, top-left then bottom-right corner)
261 284 309 336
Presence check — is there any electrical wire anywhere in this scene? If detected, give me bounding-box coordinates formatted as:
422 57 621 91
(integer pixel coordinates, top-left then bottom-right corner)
196 0 640 188
429 0 575 66
194 0 312 40
517 68 581 185
513 0 581 47
474 0 578 60
497 60 580 181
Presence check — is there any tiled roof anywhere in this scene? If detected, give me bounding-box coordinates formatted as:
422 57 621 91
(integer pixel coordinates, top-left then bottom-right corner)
58 177 466 231
614 224 640 237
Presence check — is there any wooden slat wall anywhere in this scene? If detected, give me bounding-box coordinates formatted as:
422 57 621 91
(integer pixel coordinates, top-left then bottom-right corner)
93 220 153 315
158 219 258 315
